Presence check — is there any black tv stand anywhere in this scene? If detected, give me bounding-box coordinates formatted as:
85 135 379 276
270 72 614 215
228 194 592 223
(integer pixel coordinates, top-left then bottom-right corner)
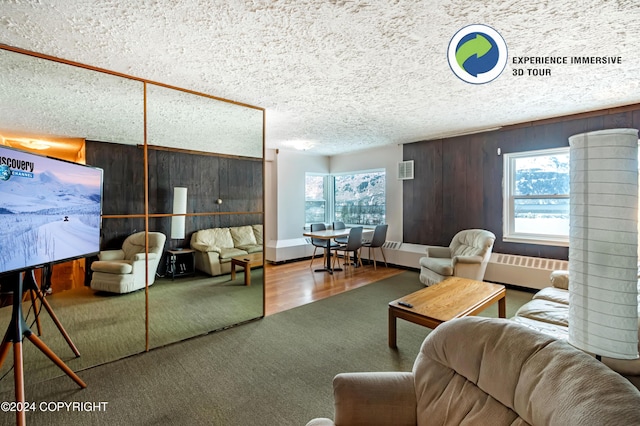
0 269 86 426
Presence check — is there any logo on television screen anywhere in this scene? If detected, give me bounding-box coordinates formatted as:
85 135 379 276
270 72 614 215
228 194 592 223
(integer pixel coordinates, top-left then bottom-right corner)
0 164 12 181
447 24 508 84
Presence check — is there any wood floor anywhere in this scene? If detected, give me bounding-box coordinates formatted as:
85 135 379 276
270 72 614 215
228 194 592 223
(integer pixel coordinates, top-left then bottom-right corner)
264 256 406 316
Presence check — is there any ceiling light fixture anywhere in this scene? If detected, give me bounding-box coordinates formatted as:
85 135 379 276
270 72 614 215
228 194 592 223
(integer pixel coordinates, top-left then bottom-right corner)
19 139 51 150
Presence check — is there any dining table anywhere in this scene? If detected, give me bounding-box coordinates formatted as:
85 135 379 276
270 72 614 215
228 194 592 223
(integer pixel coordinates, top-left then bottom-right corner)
303 227 372 274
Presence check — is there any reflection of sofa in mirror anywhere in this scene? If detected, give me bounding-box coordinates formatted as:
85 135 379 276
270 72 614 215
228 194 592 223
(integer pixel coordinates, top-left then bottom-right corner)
90 231 167 294
190 225 263 276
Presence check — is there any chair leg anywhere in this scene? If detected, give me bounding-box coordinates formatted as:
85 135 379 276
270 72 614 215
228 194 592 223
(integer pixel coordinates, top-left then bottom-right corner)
310 247 318 268
379 247 388 267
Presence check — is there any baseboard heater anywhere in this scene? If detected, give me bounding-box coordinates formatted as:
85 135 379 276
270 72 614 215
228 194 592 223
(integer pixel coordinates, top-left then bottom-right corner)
484 253 568 290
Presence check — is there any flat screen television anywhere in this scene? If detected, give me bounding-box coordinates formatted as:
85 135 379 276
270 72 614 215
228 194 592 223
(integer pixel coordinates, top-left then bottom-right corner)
0 145 103 276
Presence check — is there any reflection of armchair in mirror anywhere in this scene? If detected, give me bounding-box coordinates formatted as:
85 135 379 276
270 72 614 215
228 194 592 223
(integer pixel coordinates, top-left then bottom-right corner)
90 231 167 294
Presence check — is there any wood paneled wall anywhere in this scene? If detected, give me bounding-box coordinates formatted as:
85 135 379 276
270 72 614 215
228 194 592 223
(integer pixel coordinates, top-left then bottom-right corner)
403 104 640 260
86 141 263 250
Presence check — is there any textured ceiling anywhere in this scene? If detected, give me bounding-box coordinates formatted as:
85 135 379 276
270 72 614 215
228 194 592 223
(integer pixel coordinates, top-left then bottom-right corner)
1 1 640 156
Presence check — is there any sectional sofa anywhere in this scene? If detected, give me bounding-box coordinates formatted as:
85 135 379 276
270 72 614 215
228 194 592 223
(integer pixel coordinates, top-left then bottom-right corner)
512 270 640 390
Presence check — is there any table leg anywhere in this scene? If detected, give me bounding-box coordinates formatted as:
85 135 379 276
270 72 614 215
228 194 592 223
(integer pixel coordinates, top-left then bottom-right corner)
388 308 397 348
231 262 236 281
498 296 506 318
244 266 251 286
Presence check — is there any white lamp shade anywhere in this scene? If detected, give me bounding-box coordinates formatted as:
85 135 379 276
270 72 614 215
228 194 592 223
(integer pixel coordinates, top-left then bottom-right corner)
170 187 188 239
568 128 639 360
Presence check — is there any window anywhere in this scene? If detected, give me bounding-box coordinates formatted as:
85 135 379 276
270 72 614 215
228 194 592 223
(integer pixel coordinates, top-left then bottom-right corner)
305 174 329 224
305 170 386 227
334 170 386 226
503 147 569 246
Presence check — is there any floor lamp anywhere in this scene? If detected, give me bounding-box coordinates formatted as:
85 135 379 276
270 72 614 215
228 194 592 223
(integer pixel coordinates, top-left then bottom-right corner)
170 187 187 249
568 128 639 365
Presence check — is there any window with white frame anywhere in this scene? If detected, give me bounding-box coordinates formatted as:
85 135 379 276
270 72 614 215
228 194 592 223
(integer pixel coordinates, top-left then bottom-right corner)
503 147 570 246
305 170 386 227
305 174 329 225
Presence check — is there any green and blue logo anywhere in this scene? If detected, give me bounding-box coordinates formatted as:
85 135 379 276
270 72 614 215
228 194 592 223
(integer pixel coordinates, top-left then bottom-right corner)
448 24 508 84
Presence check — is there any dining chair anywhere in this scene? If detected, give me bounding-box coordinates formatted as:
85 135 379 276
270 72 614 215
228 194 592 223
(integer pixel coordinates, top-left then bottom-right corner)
362 224 388 270
332 220 348 244
309 223 337 268
332 226 363 270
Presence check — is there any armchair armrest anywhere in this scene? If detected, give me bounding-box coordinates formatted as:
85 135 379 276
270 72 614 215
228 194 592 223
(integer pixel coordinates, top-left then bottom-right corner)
453 255 483 265
333 372 416 426
426 246 451 258
549 270 569 290
98 249 125 261
133 252 158 261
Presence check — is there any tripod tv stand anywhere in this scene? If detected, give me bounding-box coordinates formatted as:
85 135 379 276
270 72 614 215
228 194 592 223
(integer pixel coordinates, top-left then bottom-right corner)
0 268 86 426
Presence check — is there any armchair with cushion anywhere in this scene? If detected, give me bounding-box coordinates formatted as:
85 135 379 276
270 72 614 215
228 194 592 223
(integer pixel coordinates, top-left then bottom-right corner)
90 231 166 294
306 316 640 426
419 229 495 286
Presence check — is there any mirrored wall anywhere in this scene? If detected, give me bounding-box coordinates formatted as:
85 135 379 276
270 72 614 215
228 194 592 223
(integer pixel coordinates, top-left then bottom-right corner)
0 45 265 389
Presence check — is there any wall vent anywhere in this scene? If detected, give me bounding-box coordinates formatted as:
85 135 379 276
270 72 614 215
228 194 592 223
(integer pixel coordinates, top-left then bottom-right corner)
382 241 402 249
398 160 414 180
484 253 568 290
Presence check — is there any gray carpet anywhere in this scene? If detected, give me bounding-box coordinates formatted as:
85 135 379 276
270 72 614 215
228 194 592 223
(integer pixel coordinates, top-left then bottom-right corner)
0 271 532 426
0 271 263 393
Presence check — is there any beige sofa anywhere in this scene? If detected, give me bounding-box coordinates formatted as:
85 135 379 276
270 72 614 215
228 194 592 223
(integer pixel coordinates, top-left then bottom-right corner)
307 316 640 426
190 225 263 276
513 270 640 390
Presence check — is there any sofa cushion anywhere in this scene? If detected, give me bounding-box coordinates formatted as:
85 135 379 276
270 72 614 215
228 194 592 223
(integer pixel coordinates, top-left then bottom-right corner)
237 244 262 254
532 287 569 305
218 247 249 260
252 224 263 244
419 257 453 276
230 225 257 247
514 298 568 327
192 228 235 251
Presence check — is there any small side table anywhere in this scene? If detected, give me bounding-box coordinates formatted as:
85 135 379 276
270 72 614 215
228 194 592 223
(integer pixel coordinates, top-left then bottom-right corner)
166 249 196 280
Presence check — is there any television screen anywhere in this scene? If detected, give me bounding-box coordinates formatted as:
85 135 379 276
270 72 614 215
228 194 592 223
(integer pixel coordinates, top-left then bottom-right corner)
0 145 103 276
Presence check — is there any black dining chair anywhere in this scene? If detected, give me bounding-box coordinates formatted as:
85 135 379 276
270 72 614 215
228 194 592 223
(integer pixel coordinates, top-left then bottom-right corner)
332 220 348 244
332 226 363 270
362 224 388 270
309 223 338 268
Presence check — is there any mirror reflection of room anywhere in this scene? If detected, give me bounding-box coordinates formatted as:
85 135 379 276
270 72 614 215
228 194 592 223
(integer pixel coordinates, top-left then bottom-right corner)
0 46 265 392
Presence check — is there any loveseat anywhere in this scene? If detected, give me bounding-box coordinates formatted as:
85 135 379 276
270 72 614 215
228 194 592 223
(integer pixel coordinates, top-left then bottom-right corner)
307 316 640 426
190 225 263 276
513 270 640 390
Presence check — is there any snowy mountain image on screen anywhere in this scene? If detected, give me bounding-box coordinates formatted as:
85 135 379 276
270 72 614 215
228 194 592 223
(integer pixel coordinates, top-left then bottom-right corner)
0 166 101 273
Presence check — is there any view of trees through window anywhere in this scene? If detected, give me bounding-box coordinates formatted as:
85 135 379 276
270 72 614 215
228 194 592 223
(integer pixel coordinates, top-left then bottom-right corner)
513 152 570 236
334 171 385 225
305 171 386 226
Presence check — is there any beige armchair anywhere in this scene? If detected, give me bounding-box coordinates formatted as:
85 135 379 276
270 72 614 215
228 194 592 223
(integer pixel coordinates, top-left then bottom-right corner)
419 229 495 286
306 317 640 426
90 231 166 294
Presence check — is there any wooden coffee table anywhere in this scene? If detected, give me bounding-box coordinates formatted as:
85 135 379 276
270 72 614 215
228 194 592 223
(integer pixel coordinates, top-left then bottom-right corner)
230 252 264 286
388 276 506 348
